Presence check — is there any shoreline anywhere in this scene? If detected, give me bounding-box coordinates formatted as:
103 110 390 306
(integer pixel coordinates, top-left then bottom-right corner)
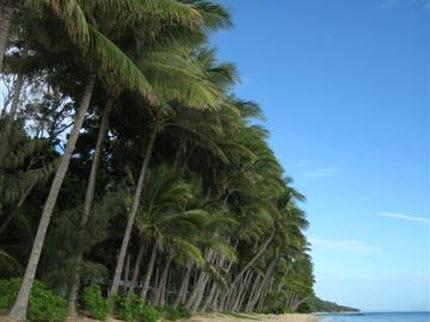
181 313 319 322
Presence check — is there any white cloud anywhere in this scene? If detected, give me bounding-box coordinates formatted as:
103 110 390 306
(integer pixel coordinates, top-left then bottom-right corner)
303 167 337 178
379 212 430 225
310 238 377 252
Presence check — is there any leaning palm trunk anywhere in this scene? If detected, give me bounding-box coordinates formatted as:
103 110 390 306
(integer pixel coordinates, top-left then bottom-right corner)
0 1 13 73
201 254 224 311
247 259 275 311
230 229 275 289
9 76 95 321
256 279 271 310
141 238 160 298
232 270 253 311
173 259 193 308
245 274 262 311
201 280 216 312
128 243 145 295
153 252 174 306
219 231 274 311
110 128 157 297
186 250 215 312
68 99 113 315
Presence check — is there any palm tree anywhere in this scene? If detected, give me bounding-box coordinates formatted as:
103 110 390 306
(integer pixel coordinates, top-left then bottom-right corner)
8 3 157 319
127 165 205 298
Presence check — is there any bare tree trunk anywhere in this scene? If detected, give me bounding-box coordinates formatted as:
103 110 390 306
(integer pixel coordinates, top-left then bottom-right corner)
68 100 113 315
0 1 12 73
128 243 145 295
173 259 193 308
153 252 174 307
9 75 95 321
141 238 159 298
110 128 157 297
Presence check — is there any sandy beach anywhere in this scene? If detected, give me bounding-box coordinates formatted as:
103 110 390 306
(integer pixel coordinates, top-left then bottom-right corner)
180 312 318 322
0 313 319 322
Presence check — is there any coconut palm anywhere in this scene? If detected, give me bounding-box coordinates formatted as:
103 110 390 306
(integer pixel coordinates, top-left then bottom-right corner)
8 2 161 318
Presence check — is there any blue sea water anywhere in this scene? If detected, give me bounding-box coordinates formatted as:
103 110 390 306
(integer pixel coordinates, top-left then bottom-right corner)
319 312 430 322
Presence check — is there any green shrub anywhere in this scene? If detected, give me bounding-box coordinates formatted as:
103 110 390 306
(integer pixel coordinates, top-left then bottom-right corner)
114 293 161 322
83 283 110 320
0 278 67 322
0 278 20 309
158 306 191 321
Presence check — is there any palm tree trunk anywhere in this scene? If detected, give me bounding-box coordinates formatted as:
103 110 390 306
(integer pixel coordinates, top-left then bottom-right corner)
0 1 12 73
186 250 215 312
141 238 159 298
128 243 145 295
202 281 216 312
68 99 113 315
173 259 192 308
230 229 275 288
124 254 131 290
110 128 157 297
151 267 161 304
211 289 221 311
232 270 252 311
154 252 174 307
245 274 260 311
201 254 224 312
256 278 272 311
9 75 95 321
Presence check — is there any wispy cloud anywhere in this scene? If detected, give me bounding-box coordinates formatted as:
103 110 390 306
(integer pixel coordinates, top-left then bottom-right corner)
379 212 430 225
303 167 337 178
309 238 377 252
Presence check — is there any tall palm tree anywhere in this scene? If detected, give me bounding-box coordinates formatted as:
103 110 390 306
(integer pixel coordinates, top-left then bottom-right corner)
8 3 157 319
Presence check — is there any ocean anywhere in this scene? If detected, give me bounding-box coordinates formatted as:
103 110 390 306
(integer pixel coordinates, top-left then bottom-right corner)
319 312 430 322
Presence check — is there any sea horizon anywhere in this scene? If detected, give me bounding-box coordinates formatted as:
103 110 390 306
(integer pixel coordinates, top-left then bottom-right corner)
319 311 430 322
319 310 430 313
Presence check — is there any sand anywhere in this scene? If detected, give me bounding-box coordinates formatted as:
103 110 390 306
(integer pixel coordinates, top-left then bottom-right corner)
179 312 318 322
0 312 318 322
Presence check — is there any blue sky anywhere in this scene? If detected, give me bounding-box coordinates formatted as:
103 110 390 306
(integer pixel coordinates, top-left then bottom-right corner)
211 0 430 312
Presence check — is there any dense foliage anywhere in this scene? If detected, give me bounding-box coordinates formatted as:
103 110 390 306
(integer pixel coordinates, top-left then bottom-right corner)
302 295 359 313
0 278 67 321
0 0 317 320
